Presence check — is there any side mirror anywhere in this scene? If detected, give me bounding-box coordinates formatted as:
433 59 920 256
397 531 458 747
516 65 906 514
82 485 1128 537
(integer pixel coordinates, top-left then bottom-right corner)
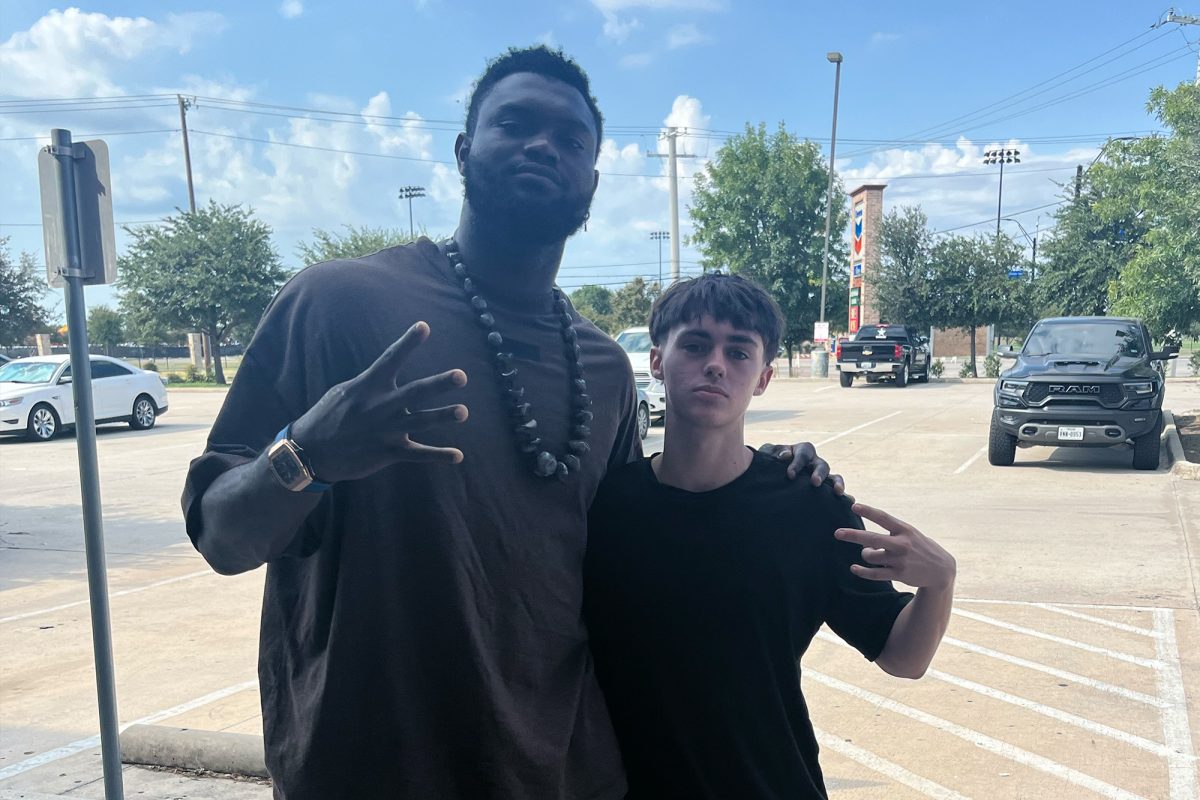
58 375 72 384
998 350 1020 359
1151 351 1179 361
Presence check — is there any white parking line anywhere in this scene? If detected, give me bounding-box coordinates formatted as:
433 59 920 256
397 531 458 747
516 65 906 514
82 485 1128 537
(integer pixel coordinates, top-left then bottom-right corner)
952 608 1162 668
1032 603 1159 637
807 670 1151 800
1153 609 1198 800
953 445 987 474
815 727 972 800
0 570 212 625
816 411 902 447
814 384 839 393
815 630 1176 758
0 680 257 781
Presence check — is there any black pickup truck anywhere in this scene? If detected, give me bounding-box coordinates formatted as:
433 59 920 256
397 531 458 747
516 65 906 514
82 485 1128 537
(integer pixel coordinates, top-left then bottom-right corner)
988 316 1179 470
836 324 931 387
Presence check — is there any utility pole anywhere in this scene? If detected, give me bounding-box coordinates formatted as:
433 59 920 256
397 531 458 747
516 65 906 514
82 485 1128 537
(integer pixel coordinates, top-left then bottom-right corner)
177 95 196 213
1154 7 1200 84
819 52 843 327
647 128 696 283
650 230 669 287
398 185 426 239
983 148 1019 237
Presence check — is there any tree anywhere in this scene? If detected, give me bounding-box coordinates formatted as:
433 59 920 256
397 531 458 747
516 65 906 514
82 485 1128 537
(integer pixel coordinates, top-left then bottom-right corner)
689 122 849 358
87 305 124 355
608 277 660 331
873 206 935 331
296 225 418 264
0 238 53 348
117 202 287 384
570 284 615 332
929 234 1022 376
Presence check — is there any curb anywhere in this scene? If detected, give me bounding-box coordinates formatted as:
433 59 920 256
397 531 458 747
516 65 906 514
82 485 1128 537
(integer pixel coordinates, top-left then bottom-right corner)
119 724 269 779
1163 410 1200 480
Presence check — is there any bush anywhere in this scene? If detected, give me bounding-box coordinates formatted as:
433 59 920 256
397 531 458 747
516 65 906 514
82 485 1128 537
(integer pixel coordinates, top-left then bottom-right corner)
143 361 158 372
182 363 212 383
959 360 977 379
1190 349 1200 376
984 352 1001 378
929 359 945 378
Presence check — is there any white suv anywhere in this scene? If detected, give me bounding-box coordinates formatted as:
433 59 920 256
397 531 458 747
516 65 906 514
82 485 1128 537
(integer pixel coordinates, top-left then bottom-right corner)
615 326 664 422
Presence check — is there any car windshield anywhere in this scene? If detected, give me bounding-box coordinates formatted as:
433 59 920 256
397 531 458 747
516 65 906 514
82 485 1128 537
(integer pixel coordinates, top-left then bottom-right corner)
1022 322 1144 359
0 361 59 384
615 331 652 353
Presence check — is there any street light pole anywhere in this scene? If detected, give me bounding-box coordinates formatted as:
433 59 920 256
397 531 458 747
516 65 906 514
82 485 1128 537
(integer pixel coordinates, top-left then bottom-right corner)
650 230 669 287
983 148 1019 237
814 51 842 380
398 185 425 239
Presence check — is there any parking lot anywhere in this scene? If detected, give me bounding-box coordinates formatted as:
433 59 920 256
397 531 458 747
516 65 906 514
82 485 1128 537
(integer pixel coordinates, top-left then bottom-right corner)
2 378 1198 799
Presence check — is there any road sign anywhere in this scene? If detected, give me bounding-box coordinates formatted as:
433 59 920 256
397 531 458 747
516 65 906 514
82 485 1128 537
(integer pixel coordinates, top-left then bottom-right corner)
1007 268 1025 279
814 321 830 342
38 139 117 287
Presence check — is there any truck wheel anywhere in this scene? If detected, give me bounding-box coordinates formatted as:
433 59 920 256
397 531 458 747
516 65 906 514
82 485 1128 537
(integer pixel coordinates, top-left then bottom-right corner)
1132 423 1161 470
915 364 930 383
988 418 1017 466
894 362 908 387
839 371 853 387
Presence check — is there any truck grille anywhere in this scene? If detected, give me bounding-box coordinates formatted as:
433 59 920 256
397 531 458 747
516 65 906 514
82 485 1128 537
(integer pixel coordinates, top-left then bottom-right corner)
1026 383 1123 404
633 371 651 389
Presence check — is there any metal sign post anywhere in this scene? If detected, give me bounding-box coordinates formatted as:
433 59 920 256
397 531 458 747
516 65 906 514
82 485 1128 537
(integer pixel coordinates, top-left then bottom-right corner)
40 128 124 800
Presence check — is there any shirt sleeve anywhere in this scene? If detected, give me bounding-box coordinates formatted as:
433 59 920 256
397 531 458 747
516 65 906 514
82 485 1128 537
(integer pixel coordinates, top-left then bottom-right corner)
819 490 914 662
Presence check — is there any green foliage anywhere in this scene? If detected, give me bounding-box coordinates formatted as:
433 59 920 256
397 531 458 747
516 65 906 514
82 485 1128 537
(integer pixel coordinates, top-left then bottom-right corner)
929 359 944 378
983 352 1002 378
609 277 660 332
0 237 53 348
689 122 849 348
87 305 124 355
874 206 935 329
296 225 417 264
958 360 976 379
117 202 287 385
571 284 616 331
1190 349 1200 376
142 361 159 372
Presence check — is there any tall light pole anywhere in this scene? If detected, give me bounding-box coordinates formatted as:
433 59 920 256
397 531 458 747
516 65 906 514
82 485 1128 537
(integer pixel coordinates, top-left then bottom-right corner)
815 51 842 379
398 185 425 239
650 230 669 287
982 148 1019 237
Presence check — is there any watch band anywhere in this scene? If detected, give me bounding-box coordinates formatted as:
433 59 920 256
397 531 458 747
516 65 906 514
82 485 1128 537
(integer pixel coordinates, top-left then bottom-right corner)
273 425 332 493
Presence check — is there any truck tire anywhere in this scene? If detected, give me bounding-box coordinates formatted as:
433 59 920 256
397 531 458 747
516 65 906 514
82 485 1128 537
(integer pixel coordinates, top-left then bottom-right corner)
988 418 1017 466
839 371 853 387
915 363 930 383
894 362 908 387
1132 422 1161 470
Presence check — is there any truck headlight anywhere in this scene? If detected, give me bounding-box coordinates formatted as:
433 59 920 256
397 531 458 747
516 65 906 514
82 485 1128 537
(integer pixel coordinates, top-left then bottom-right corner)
0 396 24 408
999 380 1028 396
647 378 664 394
1125 381 1155 396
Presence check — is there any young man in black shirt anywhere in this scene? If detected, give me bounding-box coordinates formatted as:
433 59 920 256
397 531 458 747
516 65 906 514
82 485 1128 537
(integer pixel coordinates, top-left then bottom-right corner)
584 274 957 799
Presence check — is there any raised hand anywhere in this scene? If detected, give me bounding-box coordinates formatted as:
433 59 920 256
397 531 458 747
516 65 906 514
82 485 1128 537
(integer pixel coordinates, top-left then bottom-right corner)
290 322 469 482
834 503 956 590
757 442 848 497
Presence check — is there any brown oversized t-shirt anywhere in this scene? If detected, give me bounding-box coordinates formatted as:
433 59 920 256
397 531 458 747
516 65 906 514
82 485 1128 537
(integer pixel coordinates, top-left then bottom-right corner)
182 239 639 800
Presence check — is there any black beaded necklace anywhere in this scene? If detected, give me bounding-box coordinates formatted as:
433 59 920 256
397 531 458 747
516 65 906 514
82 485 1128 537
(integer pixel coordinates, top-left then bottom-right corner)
443 239 592 480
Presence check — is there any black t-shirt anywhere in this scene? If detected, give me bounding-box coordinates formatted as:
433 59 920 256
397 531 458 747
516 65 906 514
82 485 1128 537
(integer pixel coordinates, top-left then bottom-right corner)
182 239 640 800
583 450 913 800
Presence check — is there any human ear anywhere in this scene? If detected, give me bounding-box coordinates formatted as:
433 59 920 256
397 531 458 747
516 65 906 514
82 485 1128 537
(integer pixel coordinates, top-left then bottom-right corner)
650 345 664 380
753 365 773 396
455 133 470 176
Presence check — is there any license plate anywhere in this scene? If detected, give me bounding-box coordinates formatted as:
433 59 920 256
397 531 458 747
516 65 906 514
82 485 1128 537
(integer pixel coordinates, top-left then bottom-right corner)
859 361 874 369
1057 427 1085 441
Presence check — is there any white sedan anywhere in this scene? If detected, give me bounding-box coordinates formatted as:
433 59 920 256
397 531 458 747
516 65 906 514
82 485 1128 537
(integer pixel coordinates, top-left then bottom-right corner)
0 355 169 442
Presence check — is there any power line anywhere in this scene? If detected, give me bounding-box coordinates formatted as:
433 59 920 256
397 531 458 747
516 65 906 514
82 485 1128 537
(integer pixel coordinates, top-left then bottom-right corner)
930 200 1067 236
0 129 177 142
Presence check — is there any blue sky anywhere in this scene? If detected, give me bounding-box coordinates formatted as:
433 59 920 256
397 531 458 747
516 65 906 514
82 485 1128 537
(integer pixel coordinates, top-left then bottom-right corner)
1 1 1197 319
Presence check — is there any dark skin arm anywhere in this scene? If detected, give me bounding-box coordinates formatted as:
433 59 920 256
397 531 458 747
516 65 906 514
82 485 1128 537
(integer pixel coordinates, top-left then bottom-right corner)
759 443 848 497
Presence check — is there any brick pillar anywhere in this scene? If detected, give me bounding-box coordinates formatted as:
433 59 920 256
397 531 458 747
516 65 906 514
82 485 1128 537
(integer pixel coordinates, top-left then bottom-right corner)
847 183 886 334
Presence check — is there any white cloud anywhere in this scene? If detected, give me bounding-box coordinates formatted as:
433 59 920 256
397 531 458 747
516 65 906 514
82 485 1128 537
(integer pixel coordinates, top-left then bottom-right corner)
619 52 654 68
279 1 304 19
593 0 723 10
0 8 225 98
870 31 901 45
666 23 708 49
360 92 434 159
602 13 642 43
537 31 558 48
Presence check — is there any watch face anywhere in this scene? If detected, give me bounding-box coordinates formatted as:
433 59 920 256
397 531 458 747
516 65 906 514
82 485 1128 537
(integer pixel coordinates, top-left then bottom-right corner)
269 441 310 490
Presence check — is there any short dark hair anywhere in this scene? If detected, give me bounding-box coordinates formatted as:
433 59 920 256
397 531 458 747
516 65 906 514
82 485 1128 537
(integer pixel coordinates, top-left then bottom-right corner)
650 273 784 364
465 45 604 155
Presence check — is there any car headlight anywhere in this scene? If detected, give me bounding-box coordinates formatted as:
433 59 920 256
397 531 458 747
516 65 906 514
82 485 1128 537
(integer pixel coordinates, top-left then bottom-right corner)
647 378 664 393
1125 381 1155 396
0 396 24 408
999 380 1028 396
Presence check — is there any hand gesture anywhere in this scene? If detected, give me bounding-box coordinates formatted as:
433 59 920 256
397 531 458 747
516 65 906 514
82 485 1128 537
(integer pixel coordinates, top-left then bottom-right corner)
757 442 848 497
834 503 956 590
290 322 469 482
